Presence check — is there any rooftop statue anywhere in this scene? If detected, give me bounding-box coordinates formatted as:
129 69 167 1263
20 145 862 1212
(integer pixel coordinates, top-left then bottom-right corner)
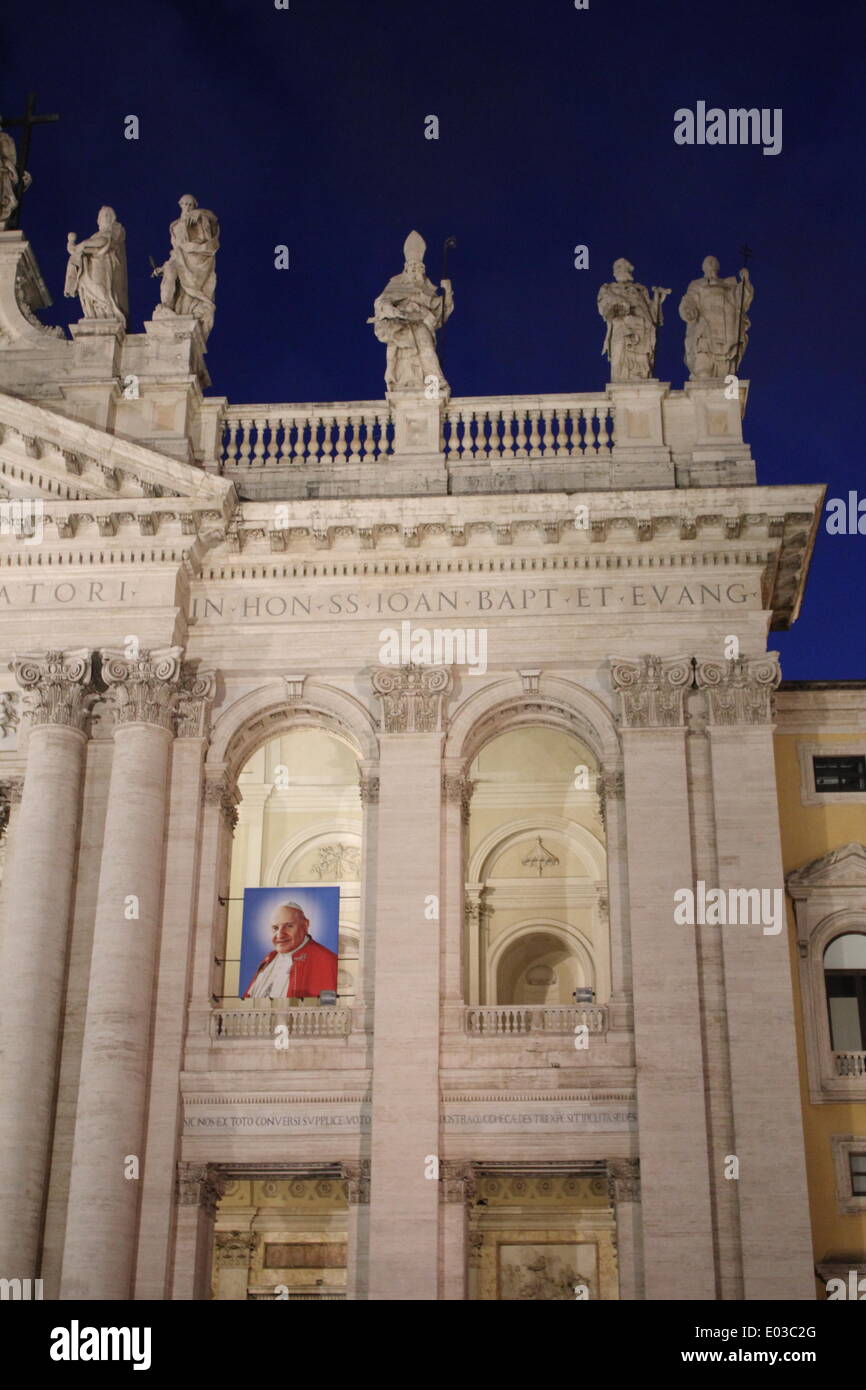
597 258 670 380
0 125 30 232
679 255 754 379
152 194 219 340
369 230 454 395
64 206 128 324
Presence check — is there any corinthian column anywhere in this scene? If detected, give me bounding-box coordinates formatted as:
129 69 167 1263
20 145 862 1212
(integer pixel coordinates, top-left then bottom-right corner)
0 651 93 1280
61 648 182 1300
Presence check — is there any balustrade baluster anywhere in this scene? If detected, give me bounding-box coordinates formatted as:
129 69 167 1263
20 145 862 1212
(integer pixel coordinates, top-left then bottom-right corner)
238 418 253 466
224 421 239 468
528 409 541 456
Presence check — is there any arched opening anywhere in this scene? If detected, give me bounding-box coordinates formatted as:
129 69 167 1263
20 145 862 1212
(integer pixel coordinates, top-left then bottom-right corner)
221 727 362 1004
824 932 866 1053
465 725 607 1007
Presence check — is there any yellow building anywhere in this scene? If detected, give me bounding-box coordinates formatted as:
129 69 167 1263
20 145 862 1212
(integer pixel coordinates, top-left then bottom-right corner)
776 683 866 1297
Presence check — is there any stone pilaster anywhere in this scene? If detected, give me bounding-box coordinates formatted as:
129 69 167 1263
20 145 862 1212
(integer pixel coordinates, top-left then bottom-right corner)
607 1158 643 1300
442 768 474 1004
609 654 715 1299
367 665 451 1300
440 1161 475 1300
354 764 379 1013
61 648 183 1299
344 1161 371 1301
172 1163 224 1300
695 655 814 1299
597 767 631 1029
0 650 93 1279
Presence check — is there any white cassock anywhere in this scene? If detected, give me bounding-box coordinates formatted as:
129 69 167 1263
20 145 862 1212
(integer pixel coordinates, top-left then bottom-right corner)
246 936 311 998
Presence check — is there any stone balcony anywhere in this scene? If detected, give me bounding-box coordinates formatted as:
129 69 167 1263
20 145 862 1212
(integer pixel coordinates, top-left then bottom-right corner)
834 1050 866 1077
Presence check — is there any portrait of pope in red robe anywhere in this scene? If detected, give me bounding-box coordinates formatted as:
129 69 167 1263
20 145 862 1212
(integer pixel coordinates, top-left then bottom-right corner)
242 900 338 999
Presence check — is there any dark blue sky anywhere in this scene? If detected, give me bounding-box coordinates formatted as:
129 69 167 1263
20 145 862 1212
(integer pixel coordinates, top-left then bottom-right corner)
4 0 864 675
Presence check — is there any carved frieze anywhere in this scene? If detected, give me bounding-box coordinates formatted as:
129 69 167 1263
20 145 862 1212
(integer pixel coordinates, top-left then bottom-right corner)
371 663 452 733
609 654 693 728
100 647 183 730
12 649 94 731
695 654 781 726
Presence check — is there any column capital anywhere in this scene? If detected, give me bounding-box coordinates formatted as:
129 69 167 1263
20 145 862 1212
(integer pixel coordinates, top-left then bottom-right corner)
442 771 475 822
608 1157 641 1204
597 767 624 829
371 663 452 733
176 1161 224 1215
440 1161 477 1204
175 665 217 739
342 1160 371 1205
203 767 241 832
100 647 184 731
214 1230 256 1267
358 768 380 804
11 649 94 731
609 654 693 729
695 654 781 726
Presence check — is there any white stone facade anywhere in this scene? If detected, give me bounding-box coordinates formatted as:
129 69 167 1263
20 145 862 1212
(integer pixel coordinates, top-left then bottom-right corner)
0 229 821 1300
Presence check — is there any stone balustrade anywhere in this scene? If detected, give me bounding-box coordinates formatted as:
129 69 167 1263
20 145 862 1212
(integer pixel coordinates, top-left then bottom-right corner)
443 396 614 461
211 1006 352 1039
834 1050 866 1077
222 403 394 469
464 1004 608 1037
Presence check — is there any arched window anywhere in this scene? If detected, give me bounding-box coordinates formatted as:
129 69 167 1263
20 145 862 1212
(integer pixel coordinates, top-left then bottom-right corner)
824 933 866 1052
222 728 362 1003
465 726 607 1007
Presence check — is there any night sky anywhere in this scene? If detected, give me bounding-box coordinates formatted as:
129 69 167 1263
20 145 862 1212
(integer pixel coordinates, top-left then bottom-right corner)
3 0 864 676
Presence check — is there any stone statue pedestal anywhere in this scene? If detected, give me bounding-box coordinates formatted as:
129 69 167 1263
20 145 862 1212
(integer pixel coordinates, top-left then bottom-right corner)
65 318 127 432
388 388 446 456
606 380 674 487
682 379 751 478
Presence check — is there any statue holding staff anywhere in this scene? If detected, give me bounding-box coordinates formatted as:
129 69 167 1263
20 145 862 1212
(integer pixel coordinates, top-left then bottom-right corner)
679 255 754 379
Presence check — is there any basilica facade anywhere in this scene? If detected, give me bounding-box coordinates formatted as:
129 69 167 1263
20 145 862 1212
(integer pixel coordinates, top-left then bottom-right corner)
0 216 862 1302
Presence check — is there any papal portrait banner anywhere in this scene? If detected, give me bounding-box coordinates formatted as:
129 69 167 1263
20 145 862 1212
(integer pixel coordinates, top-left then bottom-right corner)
239 886 340 1000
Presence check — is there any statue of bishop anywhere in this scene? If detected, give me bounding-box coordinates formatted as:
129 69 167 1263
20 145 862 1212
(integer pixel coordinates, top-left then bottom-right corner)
369 230 454 395
0 123 30 231
64 206 128 324
597 259 669 381
152 194 219 340
679 256 754 379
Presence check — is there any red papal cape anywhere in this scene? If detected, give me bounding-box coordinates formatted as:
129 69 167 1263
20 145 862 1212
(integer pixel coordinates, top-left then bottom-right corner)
243 938 338 999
